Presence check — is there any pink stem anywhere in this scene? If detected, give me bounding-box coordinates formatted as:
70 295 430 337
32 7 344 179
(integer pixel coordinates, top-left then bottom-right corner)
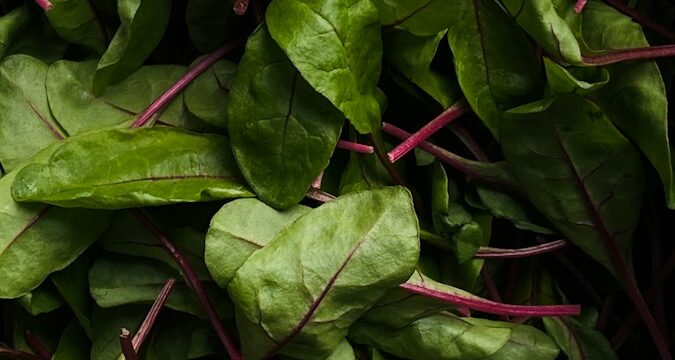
398 283 581 317
388 99 469 163
574 0 588 13
603 0 675 39
337 140 374 154
306 188 335 203
583 44 675 65
33 0 53 11
311 173 323 189
131 39 242 128
132 278 176 351
233 0 249 15
23 332 51 360
0 348 43 360
119 329 139 360
474 240 568 259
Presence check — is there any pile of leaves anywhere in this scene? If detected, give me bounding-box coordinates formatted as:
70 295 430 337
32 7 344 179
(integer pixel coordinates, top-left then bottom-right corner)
1 0 674 359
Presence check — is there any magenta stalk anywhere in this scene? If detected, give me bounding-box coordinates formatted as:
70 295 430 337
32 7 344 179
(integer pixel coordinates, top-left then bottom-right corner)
22 332 51 360
474 240 568 259
306 188 335 203
337 140 374 154
398 283 581 317
130 210 242 360
131 39 242 128
583 44 675 65
574 0 588 13
233 0 249 15
33 0 53 11
133 278 176 350
388 99 469 163
119 329 139 360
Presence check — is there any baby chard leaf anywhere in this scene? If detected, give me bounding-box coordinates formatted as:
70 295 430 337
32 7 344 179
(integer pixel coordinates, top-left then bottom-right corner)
371 0 462 36
0 6 29 59
543 316 618 360
227 26 344 208
266 0 383 134
45 0 108 54
228 187 420 359
11 127 254 209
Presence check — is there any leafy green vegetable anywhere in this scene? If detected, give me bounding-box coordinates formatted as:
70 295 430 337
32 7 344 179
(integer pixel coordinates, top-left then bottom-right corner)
17 284 64 316
184 58 236 128
46 0 107 54
53 321 90 360
186 0 232 53
0 6 29 59
543 316 617 360
371 0 460 36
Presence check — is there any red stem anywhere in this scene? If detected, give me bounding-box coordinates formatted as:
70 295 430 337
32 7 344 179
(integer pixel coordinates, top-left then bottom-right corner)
131 39 242 128
233 0 249 15
311 173 323 189
33 0 52 11
388 99 469 163
130 210 242 360
474 240 568 259
132 278 176 351
306 188 335 203
398 283 580 317
337 140 374 154
0 348 43 360
119 329 139 360
603 0 675 39
583 44 675 65
22 332 50 360
574 0 588 13
369 134 407 187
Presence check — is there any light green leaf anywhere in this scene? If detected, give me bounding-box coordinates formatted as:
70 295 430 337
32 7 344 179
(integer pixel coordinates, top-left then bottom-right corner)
227 26 344 208
93 0 170 94
12 127 253 209
229 187 420 359
205 198 310 289
266 0 383 133
543 58 609 96
184 59 236 128
46 0 107 53
543 316 617 360
0 6 29 59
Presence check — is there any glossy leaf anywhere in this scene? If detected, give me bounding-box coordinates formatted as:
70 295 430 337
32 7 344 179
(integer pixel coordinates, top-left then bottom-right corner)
543 316 617 360
46 0 107 53
0 55 66 172
205 198 310 288
0 6 29 59
350 313 559 360
543 58 609 96
93 0 171 94
184 59 236 128
371 0 461 36
383 29 458 108
266 0 383 134
446 0 542 138
12 127 253 209
52 252 95 338
17 284 64 315
228 187 420 359
53 321 90 360
186 0 231 52
227 27 344 208
502 95 644 276
89 255 232 318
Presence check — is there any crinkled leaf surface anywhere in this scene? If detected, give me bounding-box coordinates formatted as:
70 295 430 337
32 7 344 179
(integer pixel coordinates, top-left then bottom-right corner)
543 316 617 360
446 0 542 138
184 58 236 128
0 6 29 59
502 95 643 276
93 0 170 94
266 0 382 134
227 27 344 208
205 198 310 289
12 127 253 209
46 0 107 53
228 187 420 359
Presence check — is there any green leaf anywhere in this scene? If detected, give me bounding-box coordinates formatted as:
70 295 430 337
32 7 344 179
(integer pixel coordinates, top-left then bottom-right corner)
227 26 344 208
146 317 219 360
324 339 356 360
502 95 644 276
12 127 253 209
543 58 609 96
228 187 420 359
93 0 171 94
383 29 458 108
89 254 232 318
0 55 66 172
205 198 310 289
500 0 582 64
0 6 29 59
186 0 232 52
371 0 462 36
339 152 393 195
46 0 107 53
53 321 90 360
569 0 673 208
266 0 383 134
4 9 67 63
446 0 542 138
543 316 617 360
17 283 64 315
52 252 95 338
184 59 236 128
8 303 65 354
350 313 559 360
91 306 146 360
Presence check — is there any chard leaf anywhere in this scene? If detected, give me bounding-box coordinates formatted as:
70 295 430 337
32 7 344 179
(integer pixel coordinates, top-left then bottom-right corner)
186 0 231 52
0 6 29 59
543 316 617 360
323 339 356 360
371 0 461 36
266 0 383 134
11 127 253 209
89 255 232 318
350 313 559 360
205 198 310 289
52 253 95 338
228 187 420 359
91 306 146 360
53 321 90 360
543 58 610 96
145 317 219 360
46 0 107 54
467 186 554 234
17 284 64 315
93 0 170 94
184 59 236 128
339 152 393 195
502 95 643 276
227 27 344 208
446 0 542 138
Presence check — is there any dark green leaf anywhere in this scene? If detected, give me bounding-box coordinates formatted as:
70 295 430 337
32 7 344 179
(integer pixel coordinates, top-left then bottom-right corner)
339 152 393 195
227 26 344 208
502 95 643 276
90 306 146 360
371 0 461 36
146 317 219 360
17 283 64 315
5 10 67 63
543 58 609 96
229 187 420 359
186 0 231 52
52 252 95 338
205 198 310 289
46 0 107 53
184 59 236 128
0 6 29 59
53 321 90 360
266 0 382 133
93 0 171 94
543 316 617 360
12 127 253 209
